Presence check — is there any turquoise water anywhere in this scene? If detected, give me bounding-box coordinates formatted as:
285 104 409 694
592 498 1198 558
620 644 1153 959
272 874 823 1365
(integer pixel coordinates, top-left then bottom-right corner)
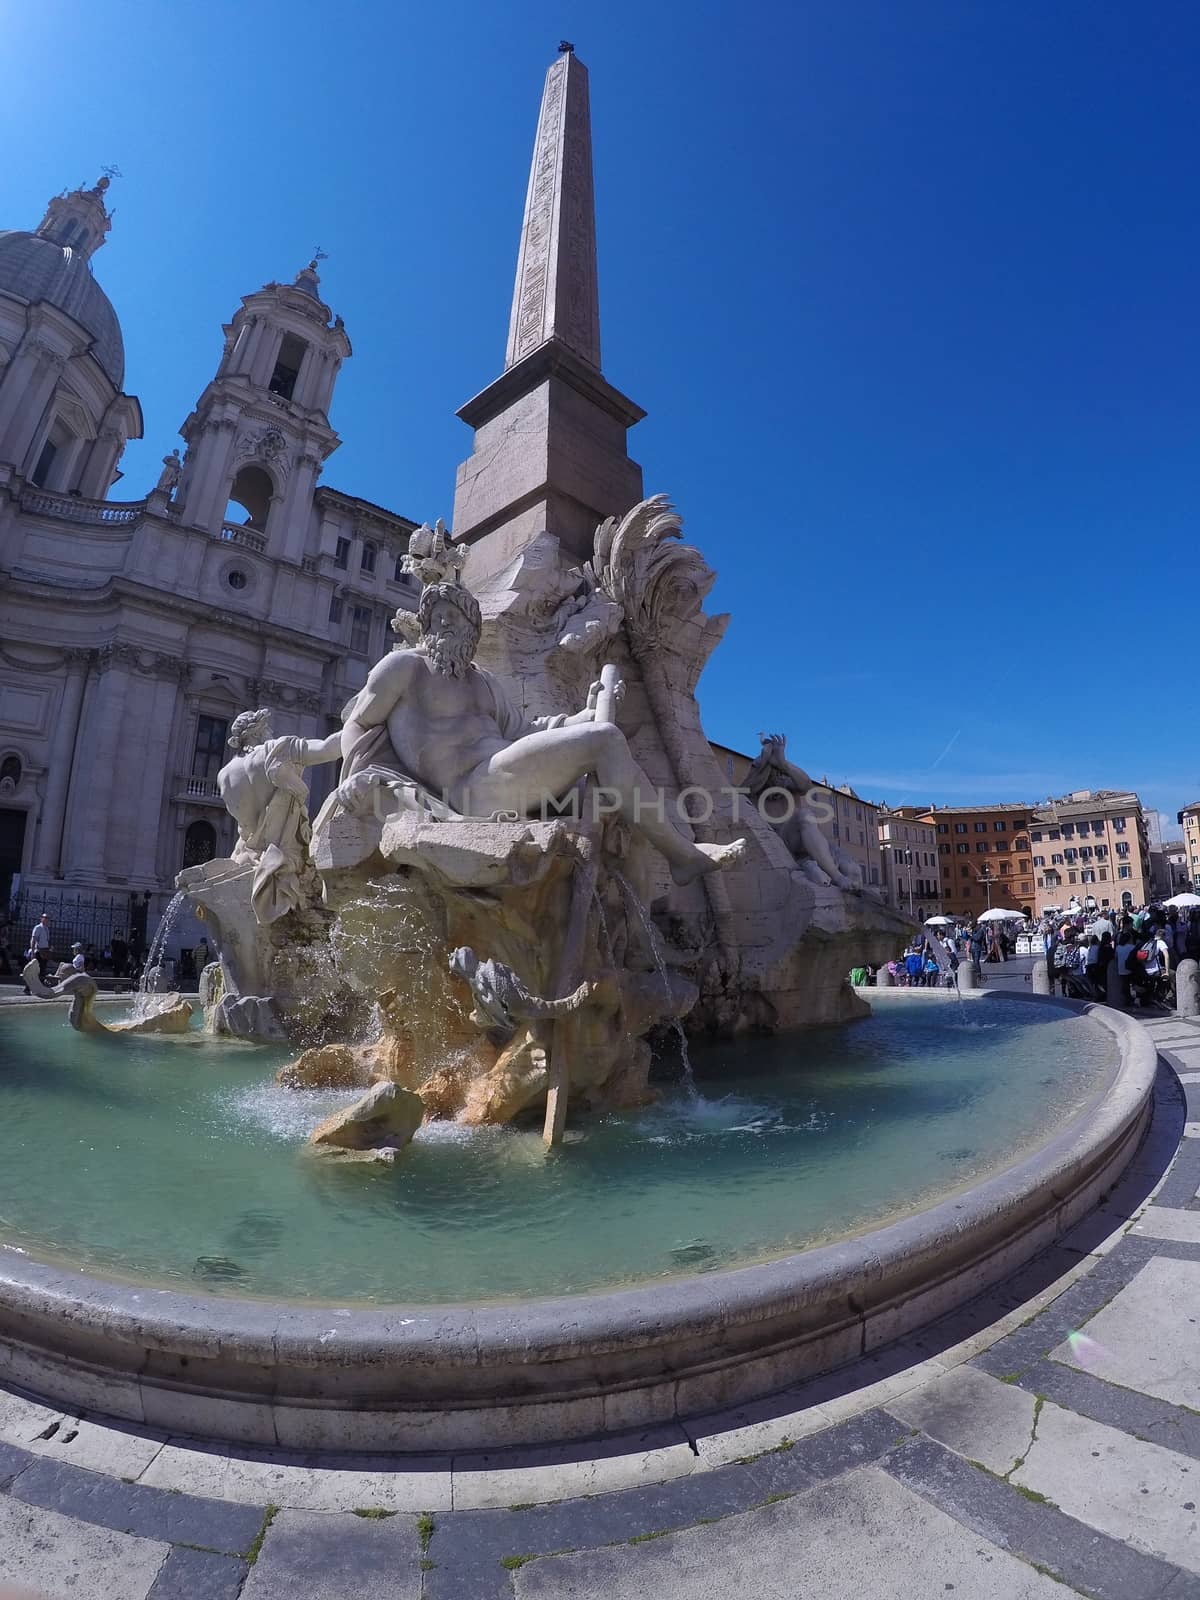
0 994 1115 1306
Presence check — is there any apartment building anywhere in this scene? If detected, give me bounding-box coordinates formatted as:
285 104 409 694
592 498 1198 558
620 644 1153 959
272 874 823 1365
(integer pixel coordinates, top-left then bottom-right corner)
917 804 1035 920
1178 803 1200 894
1028 791 1150 914
878 808 942 921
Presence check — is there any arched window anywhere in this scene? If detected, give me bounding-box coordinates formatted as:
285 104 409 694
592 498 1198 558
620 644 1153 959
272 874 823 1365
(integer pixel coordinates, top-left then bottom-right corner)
182 820 217 868
269 334 307 401
224 465 274 532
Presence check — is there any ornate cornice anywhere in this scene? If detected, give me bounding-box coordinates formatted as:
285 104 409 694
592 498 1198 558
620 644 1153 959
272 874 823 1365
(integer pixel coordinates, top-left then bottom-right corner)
94 641 191 682
244 676 324 714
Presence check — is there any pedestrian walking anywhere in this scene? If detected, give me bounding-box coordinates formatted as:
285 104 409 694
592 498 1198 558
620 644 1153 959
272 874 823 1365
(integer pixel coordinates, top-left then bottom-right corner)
26 913 51 987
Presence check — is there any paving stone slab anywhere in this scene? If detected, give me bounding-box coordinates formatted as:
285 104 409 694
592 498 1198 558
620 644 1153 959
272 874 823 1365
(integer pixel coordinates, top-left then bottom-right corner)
24 1415 166 1480
1014 1396 1200 1574
1151 1138 1200 1208
10 1453 265 1553
509 1463 1066 1600
887 1364 1039 1474
683 1391 834 1468
451 1424 697 1509
239 1508 421 1599
1020 1359 1200 1461
1051 1255 1200 1410
1135 1206 1200 1243
0 1437 32 1488
147 1544 249 1600
0 1490 168 1600
142 1438 453 1512
886 1433 1190 1600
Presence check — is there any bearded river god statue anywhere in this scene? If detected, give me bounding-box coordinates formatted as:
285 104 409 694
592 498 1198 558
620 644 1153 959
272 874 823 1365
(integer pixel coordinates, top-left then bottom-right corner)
313 579 745 884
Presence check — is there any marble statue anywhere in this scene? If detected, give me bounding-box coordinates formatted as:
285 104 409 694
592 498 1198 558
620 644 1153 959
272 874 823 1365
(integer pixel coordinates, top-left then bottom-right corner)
218 708 341 924
23 960 193 1034
155 449 182 494
449 946 593 1033
400 518 464 587
333 580 746 887
743 734 860 893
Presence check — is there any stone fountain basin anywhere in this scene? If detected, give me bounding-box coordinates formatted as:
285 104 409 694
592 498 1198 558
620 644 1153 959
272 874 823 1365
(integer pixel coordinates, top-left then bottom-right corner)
0 995 1157 1453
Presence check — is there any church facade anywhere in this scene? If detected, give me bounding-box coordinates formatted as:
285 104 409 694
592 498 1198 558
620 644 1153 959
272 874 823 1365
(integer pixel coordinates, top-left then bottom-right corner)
0 176 418 955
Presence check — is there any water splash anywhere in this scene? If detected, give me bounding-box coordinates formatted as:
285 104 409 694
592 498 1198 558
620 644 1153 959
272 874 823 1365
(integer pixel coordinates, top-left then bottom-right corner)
613 870 697 1099
635 1091 783 1143
131 891 188 1020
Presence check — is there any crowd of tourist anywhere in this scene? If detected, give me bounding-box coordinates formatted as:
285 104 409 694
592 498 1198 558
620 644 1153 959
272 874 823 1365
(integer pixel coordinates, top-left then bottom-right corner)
852 896 1200 1011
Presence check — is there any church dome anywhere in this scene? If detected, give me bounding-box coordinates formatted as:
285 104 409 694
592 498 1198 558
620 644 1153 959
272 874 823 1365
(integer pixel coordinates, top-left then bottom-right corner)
0 230 125 387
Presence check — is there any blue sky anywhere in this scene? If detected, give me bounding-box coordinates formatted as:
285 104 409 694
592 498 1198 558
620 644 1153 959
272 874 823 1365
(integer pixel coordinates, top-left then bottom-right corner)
4 0 1197 829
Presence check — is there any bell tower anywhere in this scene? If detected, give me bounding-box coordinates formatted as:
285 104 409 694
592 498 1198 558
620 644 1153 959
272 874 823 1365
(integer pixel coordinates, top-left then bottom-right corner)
174 256 351 564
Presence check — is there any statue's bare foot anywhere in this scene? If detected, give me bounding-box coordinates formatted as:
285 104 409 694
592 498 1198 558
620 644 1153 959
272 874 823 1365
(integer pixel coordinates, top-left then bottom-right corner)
671 837 748 885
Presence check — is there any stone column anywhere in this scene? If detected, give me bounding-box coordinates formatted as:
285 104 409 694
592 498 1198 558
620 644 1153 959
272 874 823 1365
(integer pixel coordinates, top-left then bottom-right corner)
0 333 64 466
61 647 133 882
277 452 322 564
76 426 124 501
1031 958 1050 996
180 418 238 534
875 965 894 987
957 962 977 991
1177 959 1200 1019
31 649 91 876
130 673 186 884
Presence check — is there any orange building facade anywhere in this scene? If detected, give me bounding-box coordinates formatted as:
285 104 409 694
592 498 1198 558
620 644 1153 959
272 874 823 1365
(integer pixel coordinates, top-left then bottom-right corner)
916 804 1035 921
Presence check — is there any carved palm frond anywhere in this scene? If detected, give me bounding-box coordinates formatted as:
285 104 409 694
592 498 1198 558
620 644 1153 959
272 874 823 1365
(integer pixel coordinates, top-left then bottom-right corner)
589 495 714 653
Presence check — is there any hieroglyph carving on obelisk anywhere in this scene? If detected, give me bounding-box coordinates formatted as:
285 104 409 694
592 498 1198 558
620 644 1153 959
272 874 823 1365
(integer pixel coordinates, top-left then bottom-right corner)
504 51 602 372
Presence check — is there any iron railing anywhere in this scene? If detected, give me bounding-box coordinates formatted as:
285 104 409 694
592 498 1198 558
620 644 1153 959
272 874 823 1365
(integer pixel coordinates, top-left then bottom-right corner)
3 888 163 963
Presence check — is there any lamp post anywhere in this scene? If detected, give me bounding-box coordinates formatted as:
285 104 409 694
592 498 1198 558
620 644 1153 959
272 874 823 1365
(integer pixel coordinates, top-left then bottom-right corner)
881 841 915 917
977 866 997 911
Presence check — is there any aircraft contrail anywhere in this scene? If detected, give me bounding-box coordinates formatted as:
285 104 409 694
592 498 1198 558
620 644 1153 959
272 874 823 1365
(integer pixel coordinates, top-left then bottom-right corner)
929 729 961 771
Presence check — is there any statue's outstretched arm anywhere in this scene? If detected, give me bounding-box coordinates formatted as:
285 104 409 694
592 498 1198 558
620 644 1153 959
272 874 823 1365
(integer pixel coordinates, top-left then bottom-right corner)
297 732 343 767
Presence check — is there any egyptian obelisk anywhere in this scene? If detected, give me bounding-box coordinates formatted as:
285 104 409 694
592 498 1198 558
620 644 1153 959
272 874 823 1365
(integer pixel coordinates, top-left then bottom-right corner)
452 47 645 574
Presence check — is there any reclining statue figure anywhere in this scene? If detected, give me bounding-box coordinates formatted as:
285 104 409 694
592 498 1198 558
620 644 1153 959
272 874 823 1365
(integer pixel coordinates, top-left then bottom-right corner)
743 733 862 892
332 581 746 886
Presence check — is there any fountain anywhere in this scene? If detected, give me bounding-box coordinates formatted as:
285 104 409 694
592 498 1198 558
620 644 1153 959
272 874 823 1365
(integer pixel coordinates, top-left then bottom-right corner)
0 494 1158 1452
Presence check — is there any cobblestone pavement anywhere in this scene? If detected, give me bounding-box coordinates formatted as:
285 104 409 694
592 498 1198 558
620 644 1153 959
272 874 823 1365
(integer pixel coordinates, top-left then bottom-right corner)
1 1007 1199 1597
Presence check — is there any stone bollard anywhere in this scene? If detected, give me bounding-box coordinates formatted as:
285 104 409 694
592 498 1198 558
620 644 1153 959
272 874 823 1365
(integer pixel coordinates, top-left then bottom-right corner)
1106 958 1125 1009
1032 959 1051 996
876 966 894 988
1178 958 1200 1019
957 962 977 992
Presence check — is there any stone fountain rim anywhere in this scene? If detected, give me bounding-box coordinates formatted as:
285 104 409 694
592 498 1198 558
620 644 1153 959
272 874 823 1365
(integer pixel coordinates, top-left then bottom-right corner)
0 992 1158 1450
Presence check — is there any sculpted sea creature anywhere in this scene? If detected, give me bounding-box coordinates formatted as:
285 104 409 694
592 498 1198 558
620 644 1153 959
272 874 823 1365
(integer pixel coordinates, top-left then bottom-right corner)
22 961 194 1035
449 946 591 1032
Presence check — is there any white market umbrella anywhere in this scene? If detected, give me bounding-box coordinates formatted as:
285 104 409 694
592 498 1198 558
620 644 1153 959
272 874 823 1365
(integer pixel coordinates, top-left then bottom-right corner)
923 916 953 926
1165 893 1200 909
977 908 1025 922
